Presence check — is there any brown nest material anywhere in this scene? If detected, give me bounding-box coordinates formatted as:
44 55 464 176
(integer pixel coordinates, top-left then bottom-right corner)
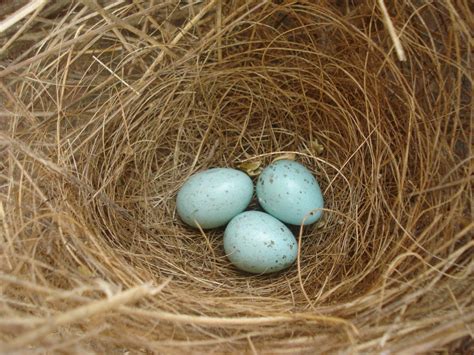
0 1 472 353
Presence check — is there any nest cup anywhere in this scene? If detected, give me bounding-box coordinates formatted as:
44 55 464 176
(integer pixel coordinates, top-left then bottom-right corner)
0 1 472 353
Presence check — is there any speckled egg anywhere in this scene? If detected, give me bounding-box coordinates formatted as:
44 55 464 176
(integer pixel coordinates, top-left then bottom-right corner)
224 211 297 274
256 160 324 225
176 168 253 229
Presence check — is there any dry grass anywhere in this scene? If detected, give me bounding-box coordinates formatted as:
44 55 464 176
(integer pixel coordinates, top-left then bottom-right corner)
0 0 472 353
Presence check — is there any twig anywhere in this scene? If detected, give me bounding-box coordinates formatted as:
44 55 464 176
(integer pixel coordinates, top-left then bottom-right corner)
377 0 407 62
0 0 47 33
93 55 140 96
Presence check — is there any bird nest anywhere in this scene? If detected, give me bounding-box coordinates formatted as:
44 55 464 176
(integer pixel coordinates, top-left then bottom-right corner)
0 1 472 353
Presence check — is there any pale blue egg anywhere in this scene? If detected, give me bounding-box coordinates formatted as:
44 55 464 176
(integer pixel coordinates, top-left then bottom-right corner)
256 160 324 225
224 211 297 274
176 168 253 229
